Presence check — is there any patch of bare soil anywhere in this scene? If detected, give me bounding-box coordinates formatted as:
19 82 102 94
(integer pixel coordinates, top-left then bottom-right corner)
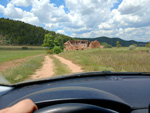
0 58 27 71
0 54 43 72
31 56 54 79
53 55 83 73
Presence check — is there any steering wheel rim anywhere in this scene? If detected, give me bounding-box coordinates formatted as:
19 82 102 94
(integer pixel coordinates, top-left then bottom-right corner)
34 103 118 113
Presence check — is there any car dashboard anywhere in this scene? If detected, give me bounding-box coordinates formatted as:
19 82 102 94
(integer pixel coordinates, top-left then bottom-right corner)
0 73 150 113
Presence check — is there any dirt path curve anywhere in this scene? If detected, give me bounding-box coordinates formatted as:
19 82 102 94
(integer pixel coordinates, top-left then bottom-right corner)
53 55 83 73
31 56 54 79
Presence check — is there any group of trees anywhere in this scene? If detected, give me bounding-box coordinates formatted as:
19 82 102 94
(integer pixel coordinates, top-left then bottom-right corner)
0 18 51 45
1 18 150 53
146 42 150 48
101 42 112 48
78 36 147 47
116 41 122 48
0 18 73 46
42 33 75 53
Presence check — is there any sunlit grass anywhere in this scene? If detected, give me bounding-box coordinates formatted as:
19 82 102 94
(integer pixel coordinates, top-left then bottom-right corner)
50 55 71 76
59 47 150 72
0 50 45 64
1 55 45 84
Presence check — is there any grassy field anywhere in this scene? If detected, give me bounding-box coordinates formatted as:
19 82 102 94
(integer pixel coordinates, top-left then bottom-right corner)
59 47 150 72
50 55 71 76
0 45 46 50
0 50 45 64
1 55 45 84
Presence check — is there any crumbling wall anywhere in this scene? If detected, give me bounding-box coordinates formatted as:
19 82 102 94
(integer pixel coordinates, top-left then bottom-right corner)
89 40 101 48
64 40 103 51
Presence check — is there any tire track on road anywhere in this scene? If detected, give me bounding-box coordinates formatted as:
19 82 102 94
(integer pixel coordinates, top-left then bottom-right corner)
31 56 54 79
53 55 83 73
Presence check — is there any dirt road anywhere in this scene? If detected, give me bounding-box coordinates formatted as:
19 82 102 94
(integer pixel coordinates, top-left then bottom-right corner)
53 55 83 73
31 56 54 79
31 55 83 79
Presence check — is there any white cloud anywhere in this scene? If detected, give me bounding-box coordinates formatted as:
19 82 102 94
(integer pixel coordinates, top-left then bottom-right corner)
45 23 60 30
98 23 112 30
4 3 23 18
10 0 32 7
65 0 117 29
0 4 4 13
0 2 39 26
56 30 67 35
112 0 150 28
18 11 40 26
31 0 69 24
115 26 150 42
0 0 150 41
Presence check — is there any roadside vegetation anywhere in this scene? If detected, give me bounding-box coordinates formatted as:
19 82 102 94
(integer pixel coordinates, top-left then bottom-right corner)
0 45 46 50
0 49 45 64
42 33 75 54
59 47 150 72
1 55 45 84
50 55 71 76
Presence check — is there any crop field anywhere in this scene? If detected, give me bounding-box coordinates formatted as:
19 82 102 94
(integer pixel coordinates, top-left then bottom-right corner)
0 48 45 64
59 47 150 72
0 46 46 84
1 55 45 84
0 45 46 50
1 46 150 84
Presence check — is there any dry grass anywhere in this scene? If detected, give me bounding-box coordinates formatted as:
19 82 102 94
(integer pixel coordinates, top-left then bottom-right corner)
59 47 150 72
1 55 45 84
50 55 71 76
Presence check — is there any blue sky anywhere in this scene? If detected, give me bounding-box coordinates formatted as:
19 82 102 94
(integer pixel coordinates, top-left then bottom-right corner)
0 0 150 42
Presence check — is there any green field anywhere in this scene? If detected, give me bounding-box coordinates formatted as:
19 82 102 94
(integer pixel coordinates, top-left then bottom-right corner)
59 47 150 72
1 55 45 84
0 47 46 84
0 45 46 50
0 49 45 64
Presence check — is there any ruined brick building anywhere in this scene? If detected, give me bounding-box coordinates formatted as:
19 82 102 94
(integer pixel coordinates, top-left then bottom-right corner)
64 40 104 51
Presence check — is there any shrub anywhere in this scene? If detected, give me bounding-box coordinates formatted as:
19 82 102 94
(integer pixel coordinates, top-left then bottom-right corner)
101 42 112 48
133 44 137 47
104 44 112 48
46 50 54 54
146 42 150 48
22 47 28 50
53 46 62 54
129 45 136 50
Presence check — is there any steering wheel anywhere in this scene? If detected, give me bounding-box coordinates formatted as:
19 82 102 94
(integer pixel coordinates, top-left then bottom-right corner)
34 103 118 113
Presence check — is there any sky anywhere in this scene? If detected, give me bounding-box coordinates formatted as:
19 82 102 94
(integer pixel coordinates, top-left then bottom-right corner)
0 0 150 42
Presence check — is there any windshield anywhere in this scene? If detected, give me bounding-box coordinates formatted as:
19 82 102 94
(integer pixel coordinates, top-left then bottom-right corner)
0 0 150 85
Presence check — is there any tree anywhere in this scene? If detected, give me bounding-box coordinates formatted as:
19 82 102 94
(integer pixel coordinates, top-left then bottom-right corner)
53 46 62 54
42 33 54 49
101 42 112 48
133 44 137 47
146 42 150 48
129 45 136 50
116 41 121 48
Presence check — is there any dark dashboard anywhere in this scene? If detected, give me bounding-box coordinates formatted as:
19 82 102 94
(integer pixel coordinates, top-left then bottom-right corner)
0 73 150 113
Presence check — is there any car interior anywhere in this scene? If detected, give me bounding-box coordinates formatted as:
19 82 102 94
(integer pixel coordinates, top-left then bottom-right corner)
0 72 150 113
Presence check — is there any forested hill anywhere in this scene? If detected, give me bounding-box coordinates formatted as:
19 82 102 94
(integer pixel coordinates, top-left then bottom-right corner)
78 36 147 47
0 18 72 45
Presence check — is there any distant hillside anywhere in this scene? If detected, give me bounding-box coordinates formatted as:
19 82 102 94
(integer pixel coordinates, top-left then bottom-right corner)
0 18 72 45
0 18 147 47
78 36 147 47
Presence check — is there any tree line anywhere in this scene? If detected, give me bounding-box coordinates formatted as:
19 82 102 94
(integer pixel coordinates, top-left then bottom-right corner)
0 18 73 46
